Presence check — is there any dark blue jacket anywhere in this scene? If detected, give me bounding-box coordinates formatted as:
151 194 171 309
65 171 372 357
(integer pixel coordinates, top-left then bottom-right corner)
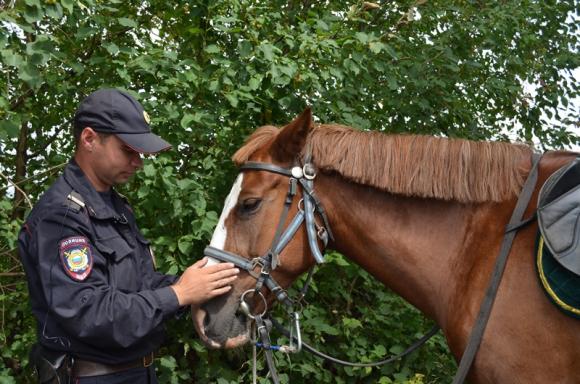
18 160 180 364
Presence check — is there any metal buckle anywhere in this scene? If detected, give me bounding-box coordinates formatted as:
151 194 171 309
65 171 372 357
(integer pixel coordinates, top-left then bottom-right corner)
303 163 316 180
143 353 154 367
251 257 264 269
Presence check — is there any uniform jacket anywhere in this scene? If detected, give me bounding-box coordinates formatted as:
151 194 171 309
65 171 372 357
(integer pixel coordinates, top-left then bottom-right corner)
18 159 180 364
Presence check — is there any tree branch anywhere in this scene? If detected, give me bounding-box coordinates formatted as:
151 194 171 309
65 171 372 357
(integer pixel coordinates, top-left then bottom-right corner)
0 170 33 209
13 162 67 187
0 273 24 277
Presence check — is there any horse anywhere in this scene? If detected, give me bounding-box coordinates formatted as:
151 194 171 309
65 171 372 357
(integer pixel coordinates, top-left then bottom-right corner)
192 108 580 383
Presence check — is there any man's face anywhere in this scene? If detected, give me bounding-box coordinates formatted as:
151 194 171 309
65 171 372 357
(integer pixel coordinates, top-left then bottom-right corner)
91 134 144 187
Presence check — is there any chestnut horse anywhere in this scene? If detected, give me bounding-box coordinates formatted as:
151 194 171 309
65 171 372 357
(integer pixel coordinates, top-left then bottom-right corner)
192 109 580 383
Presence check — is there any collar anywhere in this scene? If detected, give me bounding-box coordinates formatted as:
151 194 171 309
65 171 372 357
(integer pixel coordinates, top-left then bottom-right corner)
63 159 124 220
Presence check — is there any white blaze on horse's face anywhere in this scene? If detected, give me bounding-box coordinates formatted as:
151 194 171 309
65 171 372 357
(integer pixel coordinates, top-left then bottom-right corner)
206 174 244 266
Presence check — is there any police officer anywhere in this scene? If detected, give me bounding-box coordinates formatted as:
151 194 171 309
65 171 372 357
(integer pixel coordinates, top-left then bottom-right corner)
19 89 239 383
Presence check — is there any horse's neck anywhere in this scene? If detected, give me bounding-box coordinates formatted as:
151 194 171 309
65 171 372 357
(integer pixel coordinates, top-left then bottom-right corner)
316 174 501 323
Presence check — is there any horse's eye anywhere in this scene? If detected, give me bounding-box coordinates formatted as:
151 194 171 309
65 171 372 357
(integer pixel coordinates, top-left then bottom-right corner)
237 198 262 216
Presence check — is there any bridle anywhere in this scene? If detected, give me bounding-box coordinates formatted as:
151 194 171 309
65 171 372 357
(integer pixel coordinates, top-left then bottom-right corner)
203 150 543 384
203 159 439 383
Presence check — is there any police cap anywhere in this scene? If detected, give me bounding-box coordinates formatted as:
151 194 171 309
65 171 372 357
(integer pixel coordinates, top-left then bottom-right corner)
74 88 171 154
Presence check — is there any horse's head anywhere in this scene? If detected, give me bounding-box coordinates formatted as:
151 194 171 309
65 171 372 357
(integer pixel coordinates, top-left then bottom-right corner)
192 109 325 349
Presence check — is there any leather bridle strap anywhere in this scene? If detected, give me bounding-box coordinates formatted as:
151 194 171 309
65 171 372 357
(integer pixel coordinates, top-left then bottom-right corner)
255 315 280 384
204 247 294 308
451 152 542 384
241 162 294 177
255 177 297 293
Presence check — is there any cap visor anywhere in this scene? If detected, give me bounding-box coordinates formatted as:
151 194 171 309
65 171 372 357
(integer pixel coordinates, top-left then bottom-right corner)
116 132 172 154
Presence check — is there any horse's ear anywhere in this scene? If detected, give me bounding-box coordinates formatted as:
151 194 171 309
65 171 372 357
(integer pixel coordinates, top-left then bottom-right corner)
271 108 313 162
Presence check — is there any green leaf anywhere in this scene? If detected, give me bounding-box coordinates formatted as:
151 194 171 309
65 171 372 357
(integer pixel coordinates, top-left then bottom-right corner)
163 50 178 60
143 163 156 177
75 27 98 39
60 0 74 13
178 235 193 255
224 92 238 108
372 344 386 357
104 42 119 56
248 76 262 90
1 50 23 67
369 41 385 54
17 64 42 89
204 44 220 54
238 40 252 57
23 4 44 23
69 62 84 74
116 67 130 81
384 44 399 60
191 196 206 215
342 317 362 329
118 17 138 28
355 32 369 44
176 179 194 190
259 42 280 61
180 113 196 128
0 120 20 139
45 4 63 19
387 76 398 90
167 264 178 275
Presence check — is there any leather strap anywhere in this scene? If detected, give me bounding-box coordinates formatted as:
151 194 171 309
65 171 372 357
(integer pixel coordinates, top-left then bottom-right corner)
255 315 280 384
72 352 154 377
241 162 293 177
451 152 542 384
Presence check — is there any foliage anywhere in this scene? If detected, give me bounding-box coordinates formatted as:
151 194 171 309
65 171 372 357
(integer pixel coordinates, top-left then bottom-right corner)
0 0 578 382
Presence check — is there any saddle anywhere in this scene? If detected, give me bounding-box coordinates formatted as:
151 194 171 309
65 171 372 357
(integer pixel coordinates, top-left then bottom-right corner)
537 157 580 276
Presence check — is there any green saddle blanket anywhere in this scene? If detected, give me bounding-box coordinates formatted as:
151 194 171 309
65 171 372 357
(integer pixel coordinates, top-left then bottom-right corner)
536 233 580 319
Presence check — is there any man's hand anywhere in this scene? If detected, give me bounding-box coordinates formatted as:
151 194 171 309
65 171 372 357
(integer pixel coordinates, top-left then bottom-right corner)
170 258 239 306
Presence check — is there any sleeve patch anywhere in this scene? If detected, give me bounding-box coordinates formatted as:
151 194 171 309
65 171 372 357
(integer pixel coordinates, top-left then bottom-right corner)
59 236 93 281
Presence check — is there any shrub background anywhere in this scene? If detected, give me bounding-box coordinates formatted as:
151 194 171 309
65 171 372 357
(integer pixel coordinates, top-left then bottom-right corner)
1 1 578 382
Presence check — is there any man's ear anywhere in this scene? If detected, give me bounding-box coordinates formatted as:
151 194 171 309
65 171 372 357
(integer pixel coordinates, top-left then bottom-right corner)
270 108 314 163
79 127 98 152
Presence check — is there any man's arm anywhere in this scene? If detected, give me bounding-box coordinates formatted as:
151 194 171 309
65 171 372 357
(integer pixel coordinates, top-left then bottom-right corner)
27 208 237 349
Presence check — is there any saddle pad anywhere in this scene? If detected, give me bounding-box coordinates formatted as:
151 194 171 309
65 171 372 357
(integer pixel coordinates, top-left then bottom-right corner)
537 159 580 276
536 233 580 319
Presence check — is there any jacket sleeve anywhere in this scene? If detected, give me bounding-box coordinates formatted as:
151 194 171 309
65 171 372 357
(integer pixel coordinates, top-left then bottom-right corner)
29 208 181 349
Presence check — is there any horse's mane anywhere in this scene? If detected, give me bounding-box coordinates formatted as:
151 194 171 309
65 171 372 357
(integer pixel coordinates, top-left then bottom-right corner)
233 124 533 203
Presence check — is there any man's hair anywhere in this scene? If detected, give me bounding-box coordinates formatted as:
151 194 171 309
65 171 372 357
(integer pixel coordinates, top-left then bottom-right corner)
73 125 112 149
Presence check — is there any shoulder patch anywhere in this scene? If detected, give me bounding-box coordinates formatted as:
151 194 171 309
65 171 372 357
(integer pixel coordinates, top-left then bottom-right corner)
59 236 93 281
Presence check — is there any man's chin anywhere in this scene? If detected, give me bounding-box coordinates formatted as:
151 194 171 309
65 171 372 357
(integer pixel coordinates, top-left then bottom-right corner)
115 173 134 184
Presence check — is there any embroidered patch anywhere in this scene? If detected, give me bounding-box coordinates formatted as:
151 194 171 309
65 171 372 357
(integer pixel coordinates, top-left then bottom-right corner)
59 236 93 281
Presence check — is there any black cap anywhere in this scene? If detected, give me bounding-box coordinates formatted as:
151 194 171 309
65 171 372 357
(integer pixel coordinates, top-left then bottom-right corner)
74 88 171 154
